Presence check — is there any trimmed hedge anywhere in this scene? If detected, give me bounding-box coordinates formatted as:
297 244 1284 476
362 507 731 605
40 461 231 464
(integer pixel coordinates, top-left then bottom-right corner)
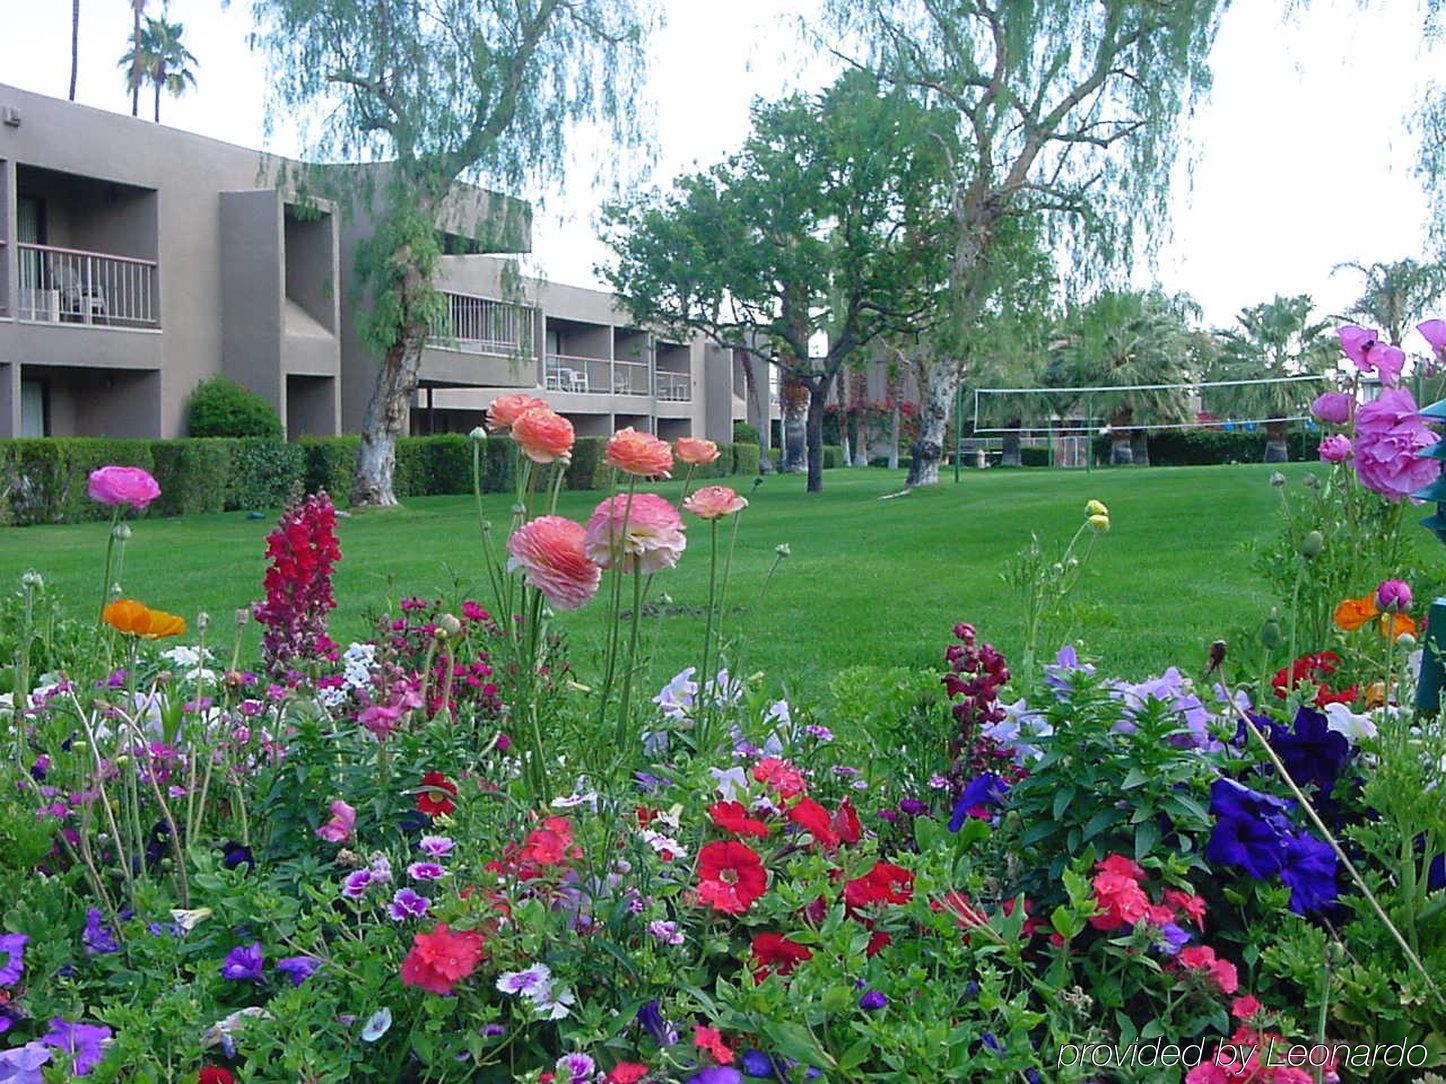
733 421 760 445
823 445 846 469
187 376 283 439
3 431 764 526
1089 429 1321 466
732 443 760 477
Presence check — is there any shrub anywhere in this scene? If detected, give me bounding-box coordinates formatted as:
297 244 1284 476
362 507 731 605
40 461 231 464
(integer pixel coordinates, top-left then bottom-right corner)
1089 429 1322 466
150 440 234 516
822 444 845 469
566 436 613 491
732 420 760 445
732 443 761 477
0 439 156 525
186 376 283 439
1020 446 1050 467
226 439 305 511
299 436 359 499
399 435 472 496
482 438 515 494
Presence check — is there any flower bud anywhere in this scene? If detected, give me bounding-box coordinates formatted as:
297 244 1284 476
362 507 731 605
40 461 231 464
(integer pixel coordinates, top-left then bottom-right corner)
1298 531 1324 559
1088 514 1110 533
196 612 211 632
1397 633 1418 649
438 614 463 638
1302 472 1320 489
1085 499 1109 517
775 543 792 558
20 569 44 590
112 523 133 541
1260 616 1283 649
1269 472 1287 488
468 426 487 442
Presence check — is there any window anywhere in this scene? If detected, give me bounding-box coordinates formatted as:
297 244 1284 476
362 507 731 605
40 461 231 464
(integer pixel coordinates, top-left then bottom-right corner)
20 379 47 437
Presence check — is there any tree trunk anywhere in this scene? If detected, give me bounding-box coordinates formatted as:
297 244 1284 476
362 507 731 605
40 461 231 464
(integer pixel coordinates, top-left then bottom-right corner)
1264 420 1289 463
740 354 774 473
906 364 953 486
1001 417 1023 467
888 403 900 470
153 80 161 123
351 329 427 506
130 1 142 117
1109 407 1134 465
805 381 828 493
69 0 79 100
1131 430 1150 467
854 406 870 465
782 398 807 473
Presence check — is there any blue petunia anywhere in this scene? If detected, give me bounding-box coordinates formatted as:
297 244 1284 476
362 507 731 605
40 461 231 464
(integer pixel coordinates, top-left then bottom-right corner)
1280 831 1338 913
1271 707 1350 792
948 773 1009 832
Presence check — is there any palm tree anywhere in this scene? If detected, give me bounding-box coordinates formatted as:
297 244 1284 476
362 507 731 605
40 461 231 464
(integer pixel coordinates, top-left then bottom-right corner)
1045 290 1197 465
126 0 145 117
69 0 80 100
118 16 198 123
1331 258 1446 346
1210 294 1335 463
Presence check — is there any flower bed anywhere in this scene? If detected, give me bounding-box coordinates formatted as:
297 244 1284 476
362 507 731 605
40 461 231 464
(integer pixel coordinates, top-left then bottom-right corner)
2 342 1446 1082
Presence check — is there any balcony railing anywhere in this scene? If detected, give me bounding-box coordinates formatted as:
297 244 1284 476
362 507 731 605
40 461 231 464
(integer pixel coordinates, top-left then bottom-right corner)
432 291 533 355
544 354 651 397
17 242 159 328
656 370 691 402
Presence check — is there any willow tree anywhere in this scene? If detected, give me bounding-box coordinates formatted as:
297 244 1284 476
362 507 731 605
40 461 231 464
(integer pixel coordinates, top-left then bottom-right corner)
602 71 952 493
1045 289 1196 465
245 0 651 506
826 0 1226 486
1210 294 1334 463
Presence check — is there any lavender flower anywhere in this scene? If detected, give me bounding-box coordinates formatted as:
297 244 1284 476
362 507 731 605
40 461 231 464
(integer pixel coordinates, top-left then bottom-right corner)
81 909 118 956
276 955 321 986
418 835 455 858
496 964 553 997
647 920 685 946
406 861 447 882
360 1007 392 1042
0 933 28 985
41 1018 112 1076
0 1041 50 1083
388 888 430 921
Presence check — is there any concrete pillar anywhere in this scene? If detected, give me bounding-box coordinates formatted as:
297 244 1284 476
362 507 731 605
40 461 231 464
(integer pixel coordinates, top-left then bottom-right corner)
0 362 19 438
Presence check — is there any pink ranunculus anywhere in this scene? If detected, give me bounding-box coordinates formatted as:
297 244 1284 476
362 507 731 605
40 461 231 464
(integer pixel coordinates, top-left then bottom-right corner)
1421 318 1446 358
486 393 548 432
683 485 749 520
1338 324 1405 386
505 515 602 610
1369 342 1406 386
583 493 687 573
511 407 575 464
1376 578 1412 612
606 427 674 477
675 437 721 466
315 799 356 843
87 465 161 510
1311 391 1353 425
1352 387 1440 501
1318 434 1352 463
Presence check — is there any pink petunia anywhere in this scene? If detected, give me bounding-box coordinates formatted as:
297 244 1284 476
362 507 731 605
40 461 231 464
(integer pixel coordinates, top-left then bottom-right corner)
583 493 687 573
506 515 602 610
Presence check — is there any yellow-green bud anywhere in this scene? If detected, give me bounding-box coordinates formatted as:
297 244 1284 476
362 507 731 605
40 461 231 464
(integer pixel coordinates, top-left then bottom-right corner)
1299 531 1324 559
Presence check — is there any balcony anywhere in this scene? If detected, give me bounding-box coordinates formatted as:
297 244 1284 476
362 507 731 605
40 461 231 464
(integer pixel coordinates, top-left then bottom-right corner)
656 370 691 402
545 354 650 397
432 291 533 356
16 242 159 329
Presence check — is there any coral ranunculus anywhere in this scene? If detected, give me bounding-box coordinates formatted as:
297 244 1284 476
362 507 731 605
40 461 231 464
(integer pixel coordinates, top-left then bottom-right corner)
506 516 602 610
101 599 187 639
675 437 720 466
511 407 576 464
683 486 748 521
606 427 674 477
87 465 161 509
695 841 767 914
486 394 549 432
399 923 485 994
583 493 686 573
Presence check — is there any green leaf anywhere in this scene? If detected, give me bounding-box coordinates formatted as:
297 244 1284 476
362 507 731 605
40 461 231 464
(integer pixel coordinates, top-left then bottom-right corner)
1134 819 1160 860
762 1021 835 1071
1052 787 1076 820
1082 807 1120 841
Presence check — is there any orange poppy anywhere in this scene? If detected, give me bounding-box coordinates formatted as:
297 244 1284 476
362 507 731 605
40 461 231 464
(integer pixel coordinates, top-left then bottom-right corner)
1380 612 1416 641
1332 594 1379 632
102 599 187 639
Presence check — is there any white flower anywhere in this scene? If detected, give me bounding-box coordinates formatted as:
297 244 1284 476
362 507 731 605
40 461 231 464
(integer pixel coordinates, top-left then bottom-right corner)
361 1007 392 1042
639 828 687 859
1322 702 1378 743
653 667 698 720
710 766 749 802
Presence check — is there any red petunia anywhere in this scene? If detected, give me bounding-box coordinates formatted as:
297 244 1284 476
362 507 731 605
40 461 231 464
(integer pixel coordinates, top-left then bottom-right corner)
1095 854 1146 881
416 771 458 817
750 932 813 981
608 1064 650 1084
786 797 839 848
199 1070 235 1084
865 929 892 957
752 757 806 798
832 799 862 845
694 1024 735 1064
695 841 767 914
399 923 485 994
1164 888 1207 930
1271 651 1358 707
521 816 582 867
1178 945 1239 995
708 800 770 839
1090 870 1151 930
843 861 914 909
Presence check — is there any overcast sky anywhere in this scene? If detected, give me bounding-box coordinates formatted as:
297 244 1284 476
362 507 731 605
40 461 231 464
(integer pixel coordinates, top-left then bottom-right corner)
0 0 1440 347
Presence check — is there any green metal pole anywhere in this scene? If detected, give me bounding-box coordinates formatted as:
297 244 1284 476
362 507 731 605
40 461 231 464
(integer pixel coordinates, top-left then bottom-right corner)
953 380 963 484
1086 395 1093 475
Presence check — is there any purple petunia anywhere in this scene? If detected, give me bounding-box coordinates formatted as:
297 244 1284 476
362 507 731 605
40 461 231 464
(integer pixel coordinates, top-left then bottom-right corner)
0 1041 50 1083
220 942 264 982
948 773 1009 832
41 1018 112 1076
0 933 28 986
276 955 322 986
406 861 446 882
82 908 118 956
859 990 889 1011
1280 831 1339 914
689 1070 744 1084
341 870 373 899
1153 923 1192 956
418 835 455 858
388 888 430 921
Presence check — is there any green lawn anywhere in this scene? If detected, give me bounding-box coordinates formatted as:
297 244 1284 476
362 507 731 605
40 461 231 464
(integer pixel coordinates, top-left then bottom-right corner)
0 464 1326 693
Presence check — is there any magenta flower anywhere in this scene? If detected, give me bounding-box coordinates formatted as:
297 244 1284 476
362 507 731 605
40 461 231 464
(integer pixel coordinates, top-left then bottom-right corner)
252 492 341 674
1376 579 1412 612
1420 318 1446 357
1352 387 1440 501
1338 324 1405 386
1311 391 1353 425
407 861 447 882
1318 435 1352 463
86 465 160 510
315 799 356 843
341 870 373 899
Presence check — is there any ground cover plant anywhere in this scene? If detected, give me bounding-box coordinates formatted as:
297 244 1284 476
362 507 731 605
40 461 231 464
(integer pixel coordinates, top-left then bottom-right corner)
2 331 1446 1081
